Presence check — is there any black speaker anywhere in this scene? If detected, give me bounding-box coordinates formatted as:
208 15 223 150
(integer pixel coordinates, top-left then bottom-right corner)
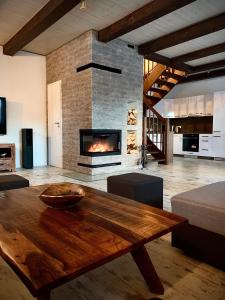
22 128 33 169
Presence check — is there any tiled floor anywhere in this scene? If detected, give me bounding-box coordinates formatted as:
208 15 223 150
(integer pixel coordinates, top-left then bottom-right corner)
0 157 225 300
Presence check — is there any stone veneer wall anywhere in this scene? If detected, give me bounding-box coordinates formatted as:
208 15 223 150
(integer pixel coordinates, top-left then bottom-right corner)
46 30 143 174
46 31 93 171
91 31 143 174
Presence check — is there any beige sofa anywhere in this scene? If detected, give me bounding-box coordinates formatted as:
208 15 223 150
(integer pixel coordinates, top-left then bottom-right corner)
171 181 225 270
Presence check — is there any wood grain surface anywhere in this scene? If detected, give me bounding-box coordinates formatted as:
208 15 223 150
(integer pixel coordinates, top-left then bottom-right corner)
0 184 186 298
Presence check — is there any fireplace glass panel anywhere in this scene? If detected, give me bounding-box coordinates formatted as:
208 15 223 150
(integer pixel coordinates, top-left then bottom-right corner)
80 129 121 157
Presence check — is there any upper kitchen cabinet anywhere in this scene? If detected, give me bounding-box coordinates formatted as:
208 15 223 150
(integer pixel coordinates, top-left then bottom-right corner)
204 94 213 116
188 96 197 116
195 95 205 116
179 97 188 117
154 100 165 117
189 95 213 116
164 99 175 118
163 98 188 118
174 98 180 118
213 91 225 133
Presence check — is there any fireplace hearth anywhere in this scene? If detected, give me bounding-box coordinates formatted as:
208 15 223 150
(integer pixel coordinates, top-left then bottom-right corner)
80 129 121 157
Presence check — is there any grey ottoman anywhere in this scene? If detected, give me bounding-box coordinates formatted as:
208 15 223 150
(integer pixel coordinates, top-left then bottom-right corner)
0 175 29 191
107 172 163 209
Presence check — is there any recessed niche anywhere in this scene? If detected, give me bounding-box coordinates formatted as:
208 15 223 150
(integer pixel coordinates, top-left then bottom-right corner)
127 108 137 125
127 130 138 154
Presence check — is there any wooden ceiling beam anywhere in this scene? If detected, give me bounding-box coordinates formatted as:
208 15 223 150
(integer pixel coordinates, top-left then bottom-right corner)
179 68 225 83
192 59 225 73
145 53 194 73
139 12 225 54
3 0 81 56
171 42 225 64
98 0 197 43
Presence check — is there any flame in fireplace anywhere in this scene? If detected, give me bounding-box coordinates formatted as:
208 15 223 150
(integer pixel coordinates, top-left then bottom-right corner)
88 142 114 152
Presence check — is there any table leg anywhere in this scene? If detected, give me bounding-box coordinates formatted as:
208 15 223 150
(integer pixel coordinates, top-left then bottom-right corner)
131 245 164 295
37 291 50 300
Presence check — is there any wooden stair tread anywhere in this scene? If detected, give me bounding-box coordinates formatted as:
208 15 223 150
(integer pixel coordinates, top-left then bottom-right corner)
149 151 161 154
162 71 184 81
155 79 175 88
149 87 168 95
145 95 161 101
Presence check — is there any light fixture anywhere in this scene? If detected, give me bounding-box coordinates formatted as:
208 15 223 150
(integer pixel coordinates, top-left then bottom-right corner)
80 0 87 10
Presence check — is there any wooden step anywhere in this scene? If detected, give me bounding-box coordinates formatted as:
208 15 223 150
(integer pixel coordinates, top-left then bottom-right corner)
162 71 184 81
145 95 161 102
155 79 175 89
149 87 168 96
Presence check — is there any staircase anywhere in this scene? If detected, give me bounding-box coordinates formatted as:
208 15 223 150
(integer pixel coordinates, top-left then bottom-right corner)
143 60 186 164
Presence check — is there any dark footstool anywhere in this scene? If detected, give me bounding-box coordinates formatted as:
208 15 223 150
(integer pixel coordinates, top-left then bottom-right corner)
0 175 29 191
107 172 163 209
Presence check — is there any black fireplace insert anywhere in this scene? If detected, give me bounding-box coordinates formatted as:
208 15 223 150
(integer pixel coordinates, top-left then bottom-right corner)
80 129 121 157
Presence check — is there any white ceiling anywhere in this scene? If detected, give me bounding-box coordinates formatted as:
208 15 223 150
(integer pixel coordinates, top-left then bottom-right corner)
188 52 225 67
158 29 225 59
0 0 49 45
0 0 225 69
0 0 151 55
121 0 225 45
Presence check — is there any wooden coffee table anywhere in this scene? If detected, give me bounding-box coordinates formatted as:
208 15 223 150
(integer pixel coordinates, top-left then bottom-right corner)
0 184 186 300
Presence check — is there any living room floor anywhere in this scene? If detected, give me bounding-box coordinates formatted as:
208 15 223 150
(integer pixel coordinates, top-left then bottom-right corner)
0 157 224 300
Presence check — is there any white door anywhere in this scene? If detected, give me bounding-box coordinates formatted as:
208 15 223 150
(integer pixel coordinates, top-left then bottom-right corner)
47 80 63 168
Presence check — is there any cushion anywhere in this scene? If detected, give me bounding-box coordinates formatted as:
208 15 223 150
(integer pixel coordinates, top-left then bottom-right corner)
171 181 225 236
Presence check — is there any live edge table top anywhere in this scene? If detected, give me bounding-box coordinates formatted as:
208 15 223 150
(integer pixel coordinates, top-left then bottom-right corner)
0 184 186 298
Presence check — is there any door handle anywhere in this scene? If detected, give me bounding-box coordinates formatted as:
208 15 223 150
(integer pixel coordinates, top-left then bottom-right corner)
54 122 60 125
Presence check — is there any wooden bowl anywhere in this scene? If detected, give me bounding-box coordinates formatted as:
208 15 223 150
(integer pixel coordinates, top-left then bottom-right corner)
39 183 85 209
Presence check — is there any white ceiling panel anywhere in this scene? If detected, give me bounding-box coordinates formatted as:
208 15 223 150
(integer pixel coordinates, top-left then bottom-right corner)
23 0 152 55
1 0 225 57
121 0 225 45
158 29 225 58
188 52 225 66
0 0 49 44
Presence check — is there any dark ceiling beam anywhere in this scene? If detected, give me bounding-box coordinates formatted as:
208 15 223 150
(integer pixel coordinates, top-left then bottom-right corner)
139 12 225 54
98 0 197 43
179 68 225 84
171 42 225 64
192 59 225 73
3 0 80 56
145 53 194 73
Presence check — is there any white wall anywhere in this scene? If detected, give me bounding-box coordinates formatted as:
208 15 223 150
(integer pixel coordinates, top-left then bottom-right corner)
0 46 47 168
165 75 225 98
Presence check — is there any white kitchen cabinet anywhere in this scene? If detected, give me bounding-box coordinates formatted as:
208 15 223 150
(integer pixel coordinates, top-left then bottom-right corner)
173 98 180 118
154 100 165 117
199 134 213 157
212 133 225 158
173 134 183 155
179 97 188 117
188 96 196 116
213 91 225 134
164 99 175 118
195 95 205 116
204 94 213 116
164 98 188 118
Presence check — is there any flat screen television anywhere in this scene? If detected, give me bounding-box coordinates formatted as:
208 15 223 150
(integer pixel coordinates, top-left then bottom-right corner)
0 97 6 135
